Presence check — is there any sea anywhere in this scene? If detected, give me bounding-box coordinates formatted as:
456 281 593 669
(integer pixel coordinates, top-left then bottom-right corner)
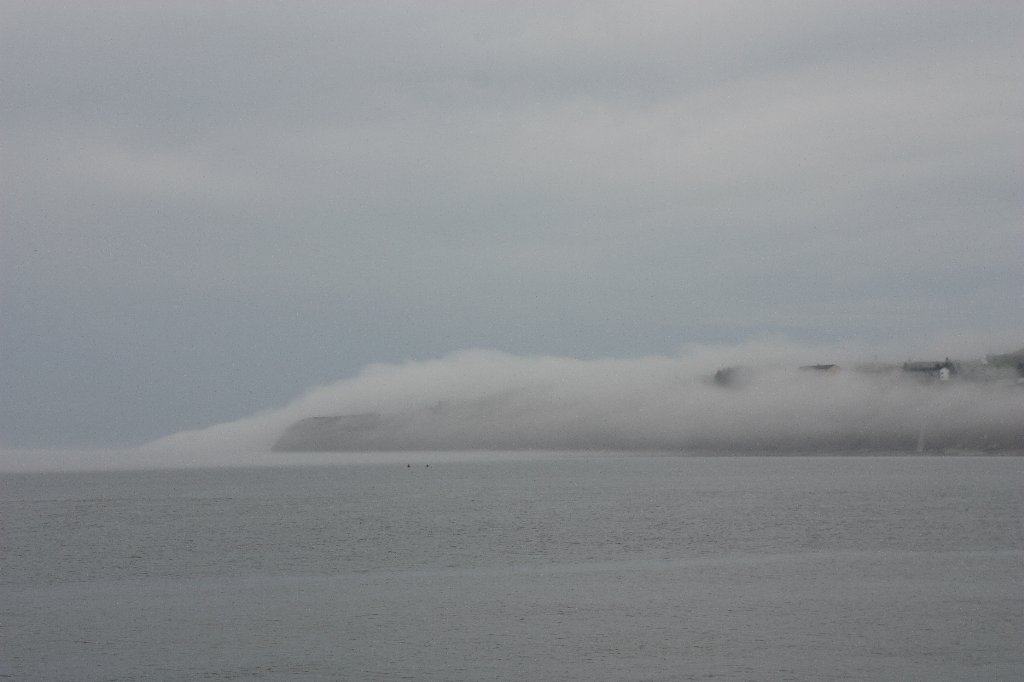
2 452 1022 681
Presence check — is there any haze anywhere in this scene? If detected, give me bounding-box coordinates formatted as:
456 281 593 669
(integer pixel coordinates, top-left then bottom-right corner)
2 2 1022 451
160 341 1024 455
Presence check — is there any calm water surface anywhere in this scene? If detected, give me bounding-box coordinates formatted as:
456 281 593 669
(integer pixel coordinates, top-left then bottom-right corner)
2 454 1022 680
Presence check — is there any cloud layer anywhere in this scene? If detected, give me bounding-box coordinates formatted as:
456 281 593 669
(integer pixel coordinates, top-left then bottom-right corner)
144 340 1024 456
2 2 1022 447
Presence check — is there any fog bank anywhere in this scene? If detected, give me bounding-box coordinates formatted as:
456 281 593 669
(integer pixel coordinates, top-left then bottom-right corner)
142 340 1024 458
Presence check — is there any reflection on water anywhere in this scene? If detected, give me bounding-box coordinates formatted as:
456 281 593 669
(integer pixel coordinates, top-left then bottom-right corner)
3 454 1023 680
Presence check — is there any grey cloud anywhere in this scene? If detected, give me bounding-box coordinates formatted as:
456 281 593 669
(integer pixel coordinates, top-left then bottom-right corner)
1 1 1021 447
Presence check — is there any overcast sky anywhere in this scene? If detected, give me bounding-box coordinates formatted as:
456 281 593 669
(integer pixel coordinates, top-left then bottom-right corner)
2 1 1022 448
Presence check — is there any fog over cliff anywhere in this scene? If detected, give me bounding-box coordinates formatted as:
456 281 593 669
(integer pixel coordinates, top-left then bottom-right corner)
5 3 1022 452
140 339 1024 457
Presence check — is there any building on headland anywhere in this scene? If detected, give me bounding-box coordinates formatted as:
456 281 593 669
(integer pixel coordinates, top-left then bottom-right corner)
902 358 956 381
710 347 1024 386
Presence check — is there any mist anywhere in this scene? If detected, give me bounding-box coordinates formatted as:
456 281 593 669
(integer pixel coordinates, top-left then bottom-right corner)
3 339 1019 471
135 338 1024 459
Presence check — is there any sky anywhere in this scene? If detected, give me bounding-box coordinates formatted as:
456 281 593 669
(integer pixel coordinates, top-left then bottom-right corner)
2 1 1022 449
